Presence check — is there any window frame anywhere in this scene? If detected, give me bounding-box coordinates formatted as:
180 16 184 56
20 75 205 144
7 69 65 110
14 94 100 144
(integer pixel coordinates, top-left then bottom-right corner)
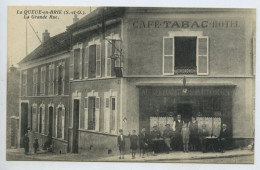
22 71 27 96
104 90 118 134
162 31 208 76
105 33 121 77
33 68 38 96
48 64 55 95
40 66 46 95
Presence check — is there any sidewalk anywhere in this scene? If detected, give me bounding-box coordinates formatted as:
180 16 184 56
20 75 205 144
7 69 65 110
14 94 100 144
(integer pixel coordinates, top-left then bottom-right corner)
99 149 254 162
6 148 254 163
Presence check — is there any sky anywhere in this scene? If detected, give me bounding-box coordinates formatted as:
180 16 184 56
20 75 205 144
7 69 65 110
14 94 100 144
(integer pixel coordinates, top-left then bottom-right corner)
7 6 97 67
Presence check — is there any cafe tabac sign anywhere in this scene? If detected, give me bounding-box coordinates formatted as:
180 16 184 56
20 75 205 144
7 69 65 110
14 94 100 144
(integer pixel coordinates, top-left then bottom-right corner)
131 20 240 29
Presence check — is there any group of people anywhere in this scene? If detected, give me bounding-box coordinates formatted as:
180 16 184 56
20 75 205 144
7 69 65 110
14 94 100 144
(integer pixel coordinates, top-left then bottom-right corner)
117 114 231 159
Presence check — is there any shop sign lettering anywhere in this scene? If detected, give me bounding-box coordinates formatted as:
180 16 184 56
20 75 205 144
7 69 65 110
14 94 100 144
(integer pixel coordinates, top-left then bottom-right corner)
132 20 239 29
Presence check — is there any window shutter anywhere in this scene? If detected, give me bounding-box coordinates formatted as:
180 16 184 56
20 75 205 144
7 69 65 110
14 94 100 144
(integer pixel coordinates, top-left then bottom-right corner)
55 65 59 95
106 42 112 77
163 37 174 75
84 47 89 78
38 108 40 133
84 97 88 129
42 106 45 134
114 40 121 67
70 53 74 80
62 108 65 139
79 49 82 79
96 44 101 77
55 109 58 137
104 93 110 133
197 36 209 75
62 62 65 95
95 97 100 131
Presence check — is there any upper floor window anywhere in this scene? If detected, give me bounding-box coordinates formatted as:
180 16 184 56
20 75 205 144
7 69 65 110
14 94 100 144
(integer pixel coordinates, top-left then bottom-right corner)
105 35 121 77
163 35 208 75
56 61 65 95
21 71 27 96
73 49 80 80
48 64 54 95
33 68 38 96
87 43 101 78
40 66 46 95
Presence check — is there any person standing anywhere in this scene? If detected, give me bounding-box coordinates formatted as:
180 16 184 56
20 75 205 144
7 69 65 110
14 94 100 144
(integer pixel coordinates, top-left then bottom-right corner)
117 129 126 159
189 116 199 151
23 133 30 155
130 130 138 159
163 124 174 153
33 138 39 154
181 122 190 152
199 124 209 153
150 125 161 155
174 114 184 151
139 128 149 158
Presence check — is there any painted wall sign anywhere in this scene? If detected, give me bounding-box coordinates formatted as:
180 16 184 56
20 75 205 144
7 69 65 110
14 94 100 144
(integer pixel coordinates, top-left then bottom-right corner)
132 20 239 29
140 87 233 97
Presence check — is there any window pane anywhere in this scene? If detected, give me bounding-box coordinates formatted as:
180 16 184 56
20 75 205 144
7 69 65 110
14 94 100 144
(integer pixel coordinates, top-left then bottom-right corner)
164 38 173 55
198 56 207 73
96 45 101 60
198 38 207 55
164 56 173 73
111 98 115 110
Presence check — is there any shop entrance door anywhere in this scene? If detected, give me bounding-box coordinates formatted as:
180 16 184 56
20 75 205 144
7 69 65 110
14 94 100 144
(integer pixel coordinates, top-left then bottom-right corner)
72 99 80 153
20 103 28 147
177 103 193 123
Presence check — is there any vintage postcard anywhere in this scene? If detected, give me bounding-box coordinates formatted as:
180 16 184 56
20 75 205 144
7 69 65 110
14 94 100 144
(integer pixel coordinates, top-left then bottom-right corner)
6 5 255 164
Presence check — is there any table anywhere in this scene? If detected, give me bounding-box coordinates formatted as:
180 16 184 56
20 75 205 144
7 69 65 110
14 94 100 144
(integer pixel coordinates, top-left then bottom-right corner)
205 136 218 152
151 138 165 153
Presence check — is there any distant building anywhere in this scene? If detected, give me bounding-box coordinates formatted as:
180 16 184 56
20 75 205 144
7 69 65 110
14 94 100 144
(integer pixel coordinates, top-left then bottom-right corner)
7 65 20 148
18 7 255 154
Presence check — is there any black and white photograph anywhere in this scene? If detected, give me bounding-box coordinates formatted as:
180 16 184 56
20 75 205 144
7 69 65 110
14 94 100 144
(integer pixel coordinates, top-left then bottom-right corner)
1 1 258 168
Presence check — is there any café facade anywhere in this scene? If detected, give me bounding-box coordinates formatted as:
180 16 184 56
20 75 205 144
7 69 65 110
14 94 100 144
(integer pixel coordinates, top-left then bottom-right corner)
18 7 255 154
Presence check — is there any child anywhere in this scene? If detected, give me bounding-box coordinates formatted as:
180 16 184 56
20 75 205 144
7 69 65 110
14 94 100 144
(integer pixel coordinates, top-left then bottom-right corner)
33 138 39 154
130 130 138 159
117 129 125 159
181 122 190 153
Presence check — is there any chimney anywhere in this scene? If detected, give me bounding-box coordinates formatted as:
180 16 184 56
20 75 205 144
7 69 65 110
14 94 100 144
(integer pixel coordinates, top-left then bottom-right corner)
73 14 79 23
42 29 50 44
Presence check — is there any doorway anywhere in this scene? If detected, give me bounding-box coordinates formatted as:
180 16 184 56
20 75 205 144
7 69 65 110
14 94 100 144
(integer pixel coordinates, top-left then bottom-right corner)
48 107 53 140
20 103 28 147
177 103 193 123
72 99 80 153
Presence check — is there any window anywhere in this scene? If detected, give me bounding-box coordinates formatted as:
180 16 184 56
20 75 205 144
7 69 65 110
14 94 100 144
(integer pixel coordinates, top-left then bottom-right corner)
55 105 65 139
83 96 100 131
55 62 65 95
48 64 54 95
163 35 208 75
33 68 38 96
106 40 121 77
21 71 27 96
88 45 96 78
84 47 89 78
40 66 46 95
70 54 74 80
74 49 80 80
32 104 37 132
104 91 117 134
38 104 45 134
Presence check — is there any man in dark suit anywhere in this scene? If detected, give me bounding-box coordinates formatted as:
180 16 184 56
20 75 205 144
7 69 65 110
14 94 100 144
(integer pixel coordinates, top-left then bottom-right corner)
218 124 231 153
174 114 184 151
117 129 126 159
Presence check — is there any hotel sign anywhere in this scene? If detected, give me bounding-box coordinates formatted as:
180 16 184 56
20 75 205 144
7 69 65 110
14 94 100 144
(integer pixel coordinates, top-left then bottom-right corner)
132 20 239 29
140 87 234 97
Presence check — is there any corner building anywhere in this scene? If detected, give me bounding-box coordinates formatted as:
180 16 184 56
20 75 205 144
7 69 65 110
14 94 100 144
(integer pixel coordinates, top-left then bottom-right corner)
19 7 256 154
